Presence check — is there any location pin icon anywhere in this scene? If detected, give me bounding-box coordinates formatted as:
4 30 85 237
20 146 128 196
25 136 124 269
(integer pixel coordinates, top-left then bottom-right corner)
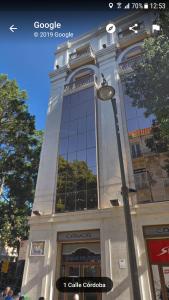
109 2 113 8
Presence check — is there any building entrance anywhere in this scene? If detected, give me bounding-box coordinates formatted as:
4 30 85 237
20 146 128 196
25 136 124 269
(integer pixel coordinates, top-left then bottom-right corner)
64 263 101 300
59 242 101 300
144 226 169 300
157 265 169 300
147 239 169 300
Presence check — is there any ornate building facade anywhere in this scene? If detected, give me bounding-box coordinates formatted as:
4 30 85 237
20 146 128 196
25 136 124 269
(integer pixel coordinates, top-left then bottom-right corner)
22 12 169 300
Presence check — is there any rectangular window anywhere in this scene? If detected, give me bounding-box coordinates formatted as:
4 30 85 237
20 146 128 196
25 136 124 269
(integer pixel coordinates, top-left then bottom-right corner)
68 135 77 152
56 86 98 213
131 143 141 158
77 133 86 151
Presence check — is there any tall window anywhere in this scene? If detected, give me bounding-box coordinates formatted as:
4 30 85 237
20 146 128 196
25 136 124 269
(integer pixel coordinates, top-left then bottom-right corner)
131 143 141 158
122 59 169 203
56 84 98 212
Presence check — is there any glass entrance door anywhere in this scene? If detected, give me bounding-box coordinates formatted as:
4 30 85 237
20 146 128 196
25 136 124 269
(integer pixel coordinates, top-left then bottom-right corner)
66 265 81 277
82 265 100 300
146 238 169 299
64 265 81 300
162 266 169 297
59 243 101 300
63 263 101 300
158 265 169 300
151 265 169 300
83 265 98 277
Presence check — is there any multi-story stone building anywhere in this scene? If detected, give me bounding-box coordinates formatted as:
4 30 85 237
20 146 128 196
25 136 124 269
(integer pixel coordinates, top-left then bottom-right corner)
22 12 169 300
128 127 169 204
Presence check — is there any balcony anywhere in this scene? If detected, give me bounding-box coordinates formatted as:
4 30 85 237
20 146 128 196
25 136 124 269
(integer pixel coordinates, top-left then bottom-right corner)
135 180 149 190
134 171 149 190
119 54 142 76
69 45 95 70
64 74 95 95
118 28 150 49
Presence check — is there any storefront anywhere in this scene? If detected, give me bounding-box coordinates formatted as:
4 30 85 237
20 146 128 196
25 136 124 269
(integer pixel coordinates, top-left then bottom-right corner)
57 230 101 300
144 225 169 300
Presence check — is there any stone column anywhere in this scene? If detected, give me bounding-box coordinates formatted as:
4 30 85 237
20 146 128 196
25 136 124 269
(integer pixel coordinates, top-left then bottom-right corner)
32 68 67 214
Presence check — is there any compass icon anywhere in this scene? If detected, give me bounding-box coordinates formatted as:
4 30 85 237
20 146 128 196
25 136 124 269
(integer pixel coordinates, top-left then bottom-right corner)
106 23 116 33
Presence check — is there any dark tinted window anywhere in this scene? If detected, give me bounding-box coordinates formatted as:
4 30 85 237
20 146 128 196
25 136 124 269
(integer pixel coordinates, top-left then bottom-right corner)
56 85 98 213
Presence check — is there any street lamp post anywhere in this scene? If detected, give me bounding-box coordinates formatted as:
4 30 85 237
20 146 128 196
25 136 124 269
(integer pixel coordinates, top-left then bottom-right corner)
97 74 141 300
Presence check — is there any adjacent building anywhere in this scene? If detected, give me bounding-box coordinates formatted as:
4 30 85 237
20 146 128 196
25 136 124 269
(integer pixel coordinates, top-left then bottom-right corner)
22 11 169 300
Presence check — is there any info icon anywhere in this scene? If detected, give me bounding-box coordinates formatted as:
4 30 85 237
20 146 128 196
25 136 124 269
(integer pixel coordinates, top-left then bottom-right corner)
106 23 116 33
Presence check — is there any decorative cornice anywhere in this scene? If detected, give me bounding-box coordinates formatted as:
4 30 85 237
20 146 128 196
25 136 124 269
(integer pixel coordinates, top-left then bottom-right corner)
54 11 145 56
29 200 169 226
49 65 68 80
63 82 94 96
28 207 123 225
134 201 169 216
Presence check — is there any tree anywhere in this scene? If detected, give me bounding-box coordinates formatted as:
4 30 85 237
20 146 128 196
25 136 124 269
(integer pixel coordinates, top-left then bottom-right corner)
0 201 29 252
125 12 169 145
56 156 97 212
0 74 43 250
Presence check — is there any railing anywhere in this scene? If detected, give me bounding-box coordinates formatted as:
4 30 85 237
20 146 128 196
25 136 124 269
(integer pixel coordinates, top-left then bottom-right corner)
134 176 169 203
131 149 155 160
64 74 95 94
119 54 143 76
131 152 142 159
118 28 150 44
134 173 149 190
69 47 95 62
135 181 149 190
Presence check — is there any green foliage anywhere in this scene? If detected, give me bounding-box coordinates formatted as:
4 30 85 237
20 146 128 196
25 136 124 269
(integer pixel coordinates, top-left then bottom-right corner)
0 74 43 249
160 11 169 38
145 120 168 153
125 12 169 146
0 200 29 251
57 156 97 194
56 156 97 212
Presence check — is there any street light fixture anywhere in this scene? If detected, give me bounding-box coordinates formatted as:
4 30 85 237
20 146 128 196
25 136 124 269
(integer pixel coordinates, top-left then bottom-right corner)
97 73 141 300
97 75 115 101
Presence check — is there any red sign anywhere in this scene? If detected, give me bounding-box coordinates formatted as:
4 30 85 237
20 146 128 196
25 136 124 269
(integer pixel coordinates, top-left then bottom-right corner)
147 239 169 264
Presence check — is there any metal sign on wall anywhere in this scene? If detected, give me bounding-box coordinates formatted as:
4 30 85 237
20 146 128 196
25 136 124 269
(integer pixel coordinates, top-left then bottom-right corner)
57 230 100 242
147 239 169 264
143 225 169 238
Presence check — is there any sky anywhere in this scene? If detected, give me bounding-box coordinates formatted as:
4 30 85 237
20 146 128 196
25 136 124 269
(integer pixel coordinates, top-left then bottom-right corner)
0 10 123 130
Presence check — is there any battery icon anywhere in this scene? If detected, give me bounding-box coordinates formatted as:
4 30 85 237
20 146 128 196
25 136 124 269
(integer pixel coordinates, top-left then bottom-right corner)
144 3 149 9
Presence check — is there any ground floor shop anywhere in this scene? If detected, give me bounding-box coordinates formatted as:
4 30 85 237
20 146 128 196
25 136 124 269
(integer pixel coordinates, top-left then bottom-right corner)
22 202 169 300
144 226 169 300
58 232 101 300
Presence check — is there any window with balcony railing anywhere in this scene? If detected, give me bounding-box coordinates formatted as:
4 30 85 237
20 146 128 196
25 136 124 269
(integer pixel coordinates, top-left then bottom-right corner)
69 45 94 61
119 54 143 75
64 74 95 95
131 143 142 158
68 45 95 70
134 169 149 190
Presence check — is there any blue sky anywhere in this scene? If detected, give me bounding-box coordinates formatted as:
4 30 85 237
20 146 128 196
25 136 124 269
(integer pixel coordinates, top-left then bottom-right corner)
0 10 122 129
